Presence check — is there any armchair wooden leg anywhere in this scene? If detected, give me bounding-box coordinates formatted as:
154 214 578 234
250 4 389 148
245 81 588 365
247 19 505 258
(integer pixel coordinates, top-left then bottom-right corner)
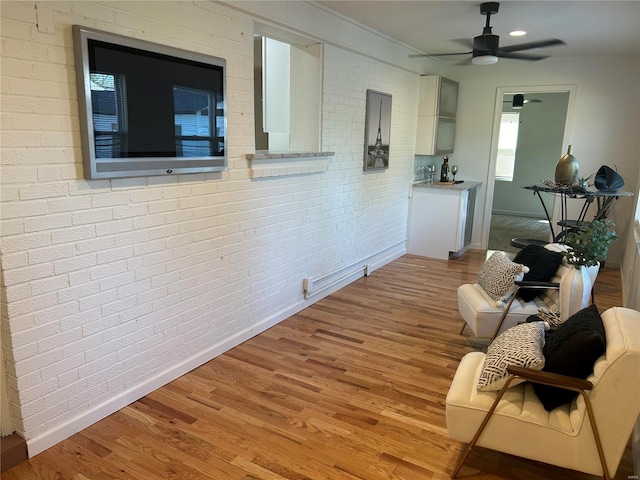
580 390 611 480
488 288 521 342
451 377 515 478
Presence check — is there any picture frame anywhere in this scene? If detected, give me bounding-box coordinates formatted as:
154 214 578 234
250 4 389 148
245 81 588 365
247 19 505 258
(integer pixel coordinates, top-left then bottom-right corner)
363 90 392 171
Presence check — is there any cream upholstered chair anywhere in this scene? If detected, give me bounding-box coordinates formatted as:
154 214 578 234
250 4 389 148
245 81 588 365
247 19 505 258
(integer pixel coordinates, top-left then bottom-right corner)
446 306 640 479
457 244 599 341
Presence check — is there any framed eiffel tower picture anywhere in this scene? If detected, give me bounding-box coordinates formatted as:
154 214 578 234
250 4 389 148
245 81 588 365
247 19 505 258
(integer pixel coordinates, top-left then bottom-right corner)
364 89 392 171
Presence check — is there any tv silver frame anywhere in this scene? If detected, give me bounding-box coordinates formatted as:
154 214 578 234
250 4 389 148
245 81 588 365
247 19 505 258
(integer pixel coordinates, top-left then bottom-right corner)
72 25 227 179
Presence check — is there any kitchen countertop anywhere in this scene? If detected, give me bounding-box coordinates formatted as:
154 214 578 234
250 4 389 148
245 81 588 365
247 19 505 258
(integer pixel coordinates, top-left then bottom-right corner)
412 180 481 191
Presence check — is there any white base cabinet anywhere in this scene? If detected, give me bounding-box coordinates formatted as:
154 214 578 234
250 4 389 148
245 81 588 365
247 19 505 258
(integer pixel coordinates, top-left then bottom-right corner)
407 183 480 260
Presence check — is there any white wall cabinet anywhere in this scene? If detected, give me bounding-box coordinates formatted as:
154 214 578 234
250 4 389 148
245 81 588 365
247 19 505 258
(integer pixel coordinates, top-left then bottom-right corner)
415 76 459 155
407 182 480 259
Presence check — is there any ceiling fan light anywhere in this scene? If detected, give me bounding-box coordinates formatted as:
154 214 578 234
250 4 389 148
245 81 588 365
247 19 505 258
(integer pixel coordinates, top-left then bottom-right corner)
472 54 498 65
512 94 524 109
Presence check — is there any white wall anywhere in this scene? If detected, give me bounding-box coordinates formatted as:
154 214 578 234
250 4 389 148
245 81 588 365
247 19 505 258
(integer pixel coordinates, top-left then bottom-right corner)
0 1 418 455
446 55 640 265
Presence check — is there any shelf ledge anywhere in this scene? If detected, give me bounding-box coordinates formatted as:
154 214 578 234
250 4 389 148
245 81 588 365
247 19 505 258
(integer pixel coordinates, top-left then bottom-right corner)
246 151 334 178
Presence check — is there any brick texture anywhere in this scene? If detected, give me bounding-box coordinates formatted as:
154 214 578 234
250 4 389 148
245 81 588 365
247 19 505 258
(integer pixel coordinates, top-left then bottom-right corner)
0 1 418 449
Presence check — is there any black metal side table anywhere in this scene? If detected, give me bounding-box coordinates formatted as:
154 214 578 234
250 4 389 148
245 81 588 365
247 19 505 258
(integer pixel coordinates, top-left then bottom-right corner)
519 185 633 244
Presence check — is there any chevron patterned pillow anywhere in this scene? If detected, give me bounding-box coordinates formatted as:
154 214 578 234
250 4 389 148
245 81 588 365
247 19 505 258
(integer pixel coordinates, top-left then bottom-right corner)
477 251 529 307
477 321 546 392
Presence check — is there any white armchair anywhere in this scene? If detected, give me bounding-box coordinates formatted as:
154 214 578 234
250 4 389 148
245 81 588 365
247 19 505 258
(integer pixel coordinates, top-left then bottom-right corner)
446 306 640 479
457 244 599 340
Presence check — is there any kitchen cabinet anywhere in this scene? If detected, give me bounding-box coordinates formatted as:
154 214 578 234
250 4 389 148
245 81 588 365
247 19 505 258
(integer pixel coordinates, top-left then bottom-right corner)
407 182 480 259
415 76 459 155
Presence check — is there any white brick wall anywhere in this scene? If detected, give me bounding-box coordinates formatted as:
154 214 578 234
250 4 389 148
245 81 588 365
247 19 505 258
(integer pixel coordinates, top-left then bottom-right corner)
0 1 418 454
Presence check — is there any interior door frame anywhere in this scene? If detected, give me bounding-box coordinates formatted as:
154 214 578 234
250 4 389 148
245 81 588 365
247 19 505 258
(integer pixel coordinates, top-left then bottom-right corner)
481 84 578 249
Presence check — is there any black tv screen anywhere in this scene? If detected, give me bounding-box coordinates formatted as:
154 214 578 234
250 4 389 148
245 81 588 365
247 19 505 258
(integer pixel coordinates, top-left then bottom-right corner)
72 25 227 179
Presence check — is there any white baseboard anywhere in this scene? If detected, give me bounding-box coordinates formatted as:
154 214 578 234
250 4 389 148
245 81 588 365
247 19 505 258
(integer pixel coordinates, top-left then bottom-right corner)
25 241 406 457
366 240 406 273
26 302 300 457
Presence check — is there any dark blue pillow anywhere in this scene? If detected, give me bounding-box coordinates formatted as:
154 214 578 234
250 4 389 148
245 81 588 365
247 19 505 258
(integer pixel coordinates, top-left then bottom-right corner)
513 244 563 302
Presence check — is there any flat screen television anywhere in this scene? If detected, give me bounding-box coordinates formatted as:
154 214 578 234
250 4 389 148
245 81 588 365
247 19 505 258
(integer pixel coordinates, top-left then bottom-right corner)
72 25 227 179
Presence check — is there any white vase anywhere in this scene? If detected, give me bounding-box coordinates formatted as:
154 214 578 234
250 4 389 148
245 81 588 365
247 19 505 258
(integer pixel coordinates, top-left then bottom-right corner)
561 264 596 319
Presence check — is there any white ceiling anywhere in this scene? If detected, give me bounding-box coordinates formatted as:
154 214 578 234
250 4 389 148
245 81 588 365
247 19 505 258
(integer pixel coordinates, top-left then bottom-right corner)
315 1 640 62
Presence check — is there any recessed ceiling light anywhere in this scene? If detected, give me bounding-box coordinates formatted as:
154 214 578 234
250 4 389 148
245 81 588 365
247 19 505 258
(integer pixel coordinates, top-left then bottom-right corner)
510 30 527 37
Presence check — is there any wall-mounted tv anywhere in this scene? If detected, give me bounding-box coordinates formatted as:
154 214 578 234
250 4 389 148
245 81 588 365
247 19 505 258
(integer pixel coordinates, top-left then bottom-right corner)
72 25 227 179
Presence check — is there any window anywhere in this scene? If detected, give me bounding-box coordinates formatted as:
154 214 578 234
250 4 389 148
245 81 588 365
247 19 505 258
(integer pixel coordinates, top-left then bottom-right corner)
90 73 128 158
495 112 520 181
253 28 322 152
173 86 224 157
89 77 224 160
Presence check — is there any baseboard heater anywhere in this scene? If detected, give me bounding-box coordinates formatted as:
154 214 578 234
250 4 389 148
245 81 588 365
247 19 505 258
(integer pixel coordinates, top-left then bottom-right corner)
303 263 370 300
302 240 406 300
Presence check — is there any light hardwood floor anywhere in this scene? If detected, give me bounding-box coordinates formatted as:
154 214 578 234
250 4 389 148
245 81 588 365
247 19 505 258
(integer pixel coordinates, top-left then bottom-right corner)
3 251 631 480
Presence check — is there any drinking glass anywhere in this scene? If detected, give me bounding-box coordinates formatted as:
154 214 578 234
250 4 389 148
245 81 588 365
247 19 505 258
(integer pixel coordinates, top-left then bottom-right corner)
451 165 459 182
427 165 436 183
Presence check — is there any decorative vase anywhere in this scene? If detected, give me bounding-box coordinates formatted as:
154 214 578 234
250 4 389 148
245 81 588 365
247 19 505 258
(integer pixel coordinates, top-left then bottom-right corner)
554 145 579 186
562 264 597 319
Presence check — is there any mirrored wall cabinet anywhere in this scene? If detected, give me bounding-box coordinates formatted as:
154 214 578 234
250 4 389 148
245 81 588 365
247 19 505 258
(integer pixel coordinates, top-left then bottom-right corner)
415 75 459 155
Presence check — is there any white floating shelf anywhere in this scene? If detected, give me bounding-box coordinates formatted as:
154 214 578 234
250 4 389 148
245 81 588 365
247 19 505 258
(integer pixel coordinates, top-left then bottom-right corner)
246 151 334 178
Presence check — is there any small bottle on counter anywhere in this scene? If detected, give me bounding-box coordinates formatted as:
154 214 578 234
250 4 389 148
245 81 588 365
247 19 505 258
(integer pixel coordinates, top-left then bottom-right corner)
440 156 449 182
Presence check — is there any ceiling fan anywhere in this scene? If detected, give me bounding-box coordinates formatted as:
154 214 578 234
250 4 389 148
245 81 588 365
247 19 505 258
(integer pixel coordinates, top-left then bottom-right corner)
410 2 565 65
503 94 542 109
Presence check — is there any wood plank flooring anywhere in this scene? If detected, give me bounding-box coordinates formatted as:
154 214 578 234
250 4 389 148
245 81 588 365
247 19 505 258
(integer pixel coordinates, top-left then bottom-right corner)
3 251 632 480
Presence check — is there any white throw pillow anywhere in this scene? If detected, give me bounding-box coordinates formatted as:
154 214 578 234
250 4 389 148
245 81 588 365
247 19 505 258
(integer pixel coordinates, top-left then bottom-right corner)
477 251 529 307
477 321 546 392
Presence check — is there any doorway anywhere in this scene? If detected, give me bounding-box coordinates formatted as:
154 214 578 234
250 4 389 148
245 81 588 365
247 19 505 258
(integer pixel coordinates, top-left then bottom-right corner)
483 86 576 252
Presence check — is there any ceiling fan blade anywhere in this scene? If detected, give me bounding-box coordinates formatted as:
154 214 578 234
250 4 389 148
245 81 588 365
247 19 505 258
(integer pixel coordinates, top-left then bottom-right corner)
451 38 474 50
496 51 548 61
409 37 473 58
502 98 543 104
499 38 566 53
409 51 471 58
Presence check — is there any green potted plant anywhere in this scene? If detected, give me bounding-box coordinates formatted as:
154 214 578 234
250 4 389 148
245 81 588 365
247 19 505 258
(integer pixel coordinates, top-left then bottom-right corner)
562 218 618 267
573 174 594 193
